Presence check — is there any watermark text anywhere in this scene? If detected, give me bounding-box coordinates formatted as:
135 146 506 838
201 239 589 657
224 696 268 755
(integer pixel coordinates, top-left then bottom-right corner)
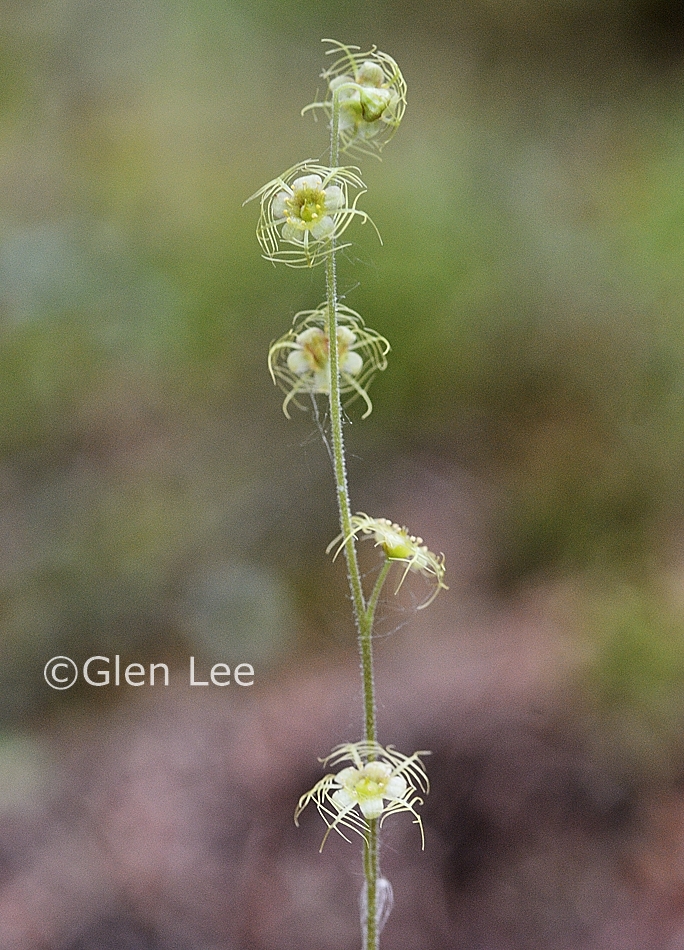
44 655 255 690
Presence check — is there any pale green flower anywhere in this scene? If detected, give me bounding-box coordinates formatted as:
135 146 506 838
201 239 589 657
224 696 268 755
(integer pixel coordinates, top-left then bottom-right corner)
304 40 407 157
268 304 389 418
328 514 448 608
295 741 429 850
245 162 373 267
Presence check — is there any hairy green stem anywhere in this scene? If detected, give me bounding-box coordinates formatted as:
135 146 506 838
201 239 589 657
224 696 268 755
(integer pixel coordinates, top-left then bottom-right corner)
363 820 380 950
324 253 377 743
326 85 381 950
326 88 378 746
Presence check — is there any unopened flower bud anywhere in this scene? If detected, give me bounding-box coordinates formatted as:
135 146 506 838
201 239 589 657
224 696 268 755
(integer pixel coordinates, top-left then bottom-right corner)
303 40 407 156
359 86 392 122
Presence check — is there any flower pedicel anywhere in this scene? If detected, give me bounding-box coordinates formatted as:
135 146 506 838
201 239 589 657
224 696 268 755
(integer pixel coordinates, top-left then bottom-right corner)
328 513 448 607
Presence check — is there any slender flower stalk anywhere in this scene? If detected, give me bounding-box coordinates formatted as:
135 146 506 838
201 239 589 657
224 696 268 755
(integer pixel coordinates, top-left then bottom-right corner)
247 41 444 950
328 514 448 608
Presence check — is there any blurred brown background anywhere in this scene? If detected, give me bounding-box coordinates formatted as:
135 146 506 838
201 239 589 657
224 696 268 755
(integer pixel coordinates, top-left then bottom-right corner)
3 0 684 947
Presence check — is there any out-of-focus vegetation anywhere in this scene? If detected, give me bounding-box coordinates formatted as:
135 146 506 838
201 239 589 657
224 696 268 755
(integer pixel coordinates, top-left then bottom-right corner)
581 582 684 776
3 0 684 771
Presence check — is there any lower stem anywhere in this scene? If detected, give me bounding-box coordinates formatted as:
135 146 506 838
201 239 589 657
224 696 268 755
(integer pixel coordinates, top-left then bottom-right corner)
363 821 380 950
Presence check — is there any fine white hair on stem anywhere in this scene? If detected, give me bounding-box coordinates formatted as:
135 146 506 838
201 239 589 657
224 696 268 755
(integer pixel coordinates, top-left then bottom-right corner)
360 877 394 948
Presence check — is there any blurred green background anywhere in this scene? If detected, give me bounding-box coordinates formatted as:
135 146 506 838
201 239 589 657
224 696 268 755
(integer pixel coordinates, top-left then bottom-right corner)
3 0 684 769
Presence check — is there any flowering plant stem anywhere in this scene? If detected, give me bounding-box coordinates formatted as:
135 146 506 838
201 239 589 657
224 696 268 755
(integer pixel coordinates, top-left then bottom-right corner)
250 43 438 950
326 87 386 950
364 820 380 950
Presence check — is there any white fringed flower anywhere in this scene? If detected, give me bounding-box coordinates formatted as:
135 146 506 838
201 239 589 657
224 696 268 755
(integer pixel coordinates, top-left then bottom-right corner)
245 162 373 267
268 304 389 418
304 40 407 157
295 741 429 850
328 514 448 608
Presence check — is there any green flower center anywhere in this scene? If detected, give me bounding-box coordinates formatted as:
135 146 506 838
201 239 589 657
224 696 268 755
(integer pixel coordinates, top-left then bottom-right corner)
355 776 386 800
382 534 414 560
288 186 327 225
